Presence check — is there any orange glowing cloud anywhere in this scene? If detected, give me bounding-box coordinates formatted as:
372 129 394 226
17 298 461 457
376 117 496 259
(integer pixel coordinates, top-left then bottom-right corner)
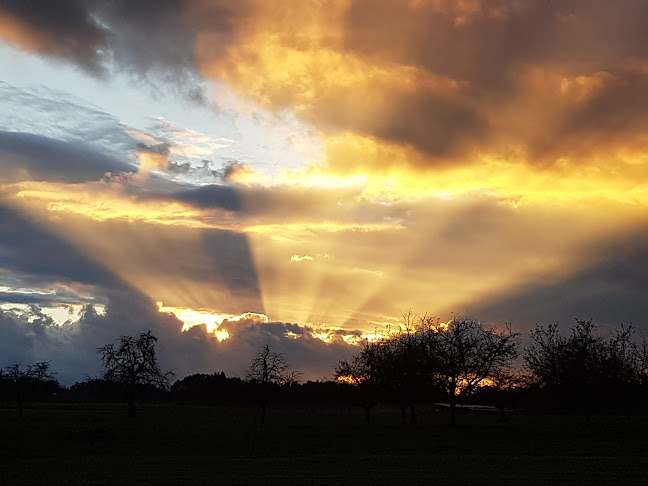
189 0 648 211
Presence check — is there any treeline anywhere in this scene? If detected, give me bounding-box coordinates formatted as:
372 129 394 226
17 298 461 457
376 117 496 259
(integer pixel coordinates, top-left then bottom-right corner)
0 369 351 413
1 317 648 424
335 316 648 424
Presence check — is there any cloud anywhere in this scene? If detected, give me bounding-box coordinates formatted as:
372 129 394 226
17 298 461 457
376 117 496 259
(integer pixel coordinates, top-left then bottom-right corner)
291 255 313 262
5 0 648 383
173 184 242 211
0 131 134 183
6 1 648 176
0 0 109 75
222 161 263 185
170 179 363 221
0 82 138 155
0 285 98 307
0 0 246 103
188 0 648 185
0 288 357 385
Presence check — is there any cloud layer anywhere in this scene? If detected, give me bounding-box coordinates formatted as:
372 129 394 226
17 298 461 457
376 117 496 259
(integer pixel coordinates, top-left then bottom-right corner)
2 1 648 382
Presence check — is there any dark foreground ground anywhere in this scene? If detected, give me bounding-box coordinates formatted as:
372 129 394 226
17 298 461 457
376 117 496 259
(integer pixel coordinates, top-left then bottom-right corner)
1 404 647 485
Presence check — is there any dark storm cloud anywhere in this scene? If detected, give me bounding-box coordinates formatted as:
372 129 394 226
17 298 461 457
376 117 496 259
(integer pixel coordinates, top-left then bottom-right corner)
0 0 109 74
0 0 246 102
92 0 240 101
463 229 648 330
0 131 134 183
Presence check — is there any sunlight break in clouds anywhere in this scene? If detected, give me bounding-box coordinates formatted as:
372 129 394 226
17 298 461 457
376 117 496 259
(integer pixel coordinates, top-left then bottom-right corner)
157 302 268 341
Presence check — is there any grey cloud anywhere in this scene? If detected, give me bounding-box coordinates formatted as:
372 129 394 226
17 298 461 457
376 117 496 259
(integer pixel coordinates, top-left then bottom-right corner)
0 0 245 103
137 142 172 156
174 184 241 211
0 0 109 75
0 291 91 306
166 160 221 180
0 290 173 383
0 131 134 183
216 318 360 380
0 82 143 157
0 288 355 385
91 0 213 103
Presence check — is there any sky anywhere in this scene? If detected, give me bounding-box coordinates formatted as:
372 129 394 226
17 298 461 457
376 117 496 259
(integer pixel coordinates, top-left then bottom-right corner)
1 0 648 384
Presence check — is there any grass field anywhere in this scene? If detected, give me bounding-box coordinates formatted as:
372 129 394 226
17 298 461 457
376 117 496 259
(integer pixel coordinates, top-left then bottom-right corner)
1 403 647 485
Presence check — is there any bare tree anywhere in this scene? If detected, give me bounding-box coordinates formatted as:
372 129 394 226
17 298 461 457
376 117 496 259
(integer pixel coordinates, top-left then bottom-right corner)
246 344 296 423
421 317 519 426
97 330 171 417
2 361 55 417
525 319 642 423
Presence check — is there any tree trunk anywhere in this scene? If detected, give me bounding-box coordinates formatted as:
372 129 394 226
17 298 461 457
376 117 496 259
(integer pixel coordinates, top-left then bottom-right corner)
400 405 407 425
364 405 371 423
261 402 266 424
449 383 457 427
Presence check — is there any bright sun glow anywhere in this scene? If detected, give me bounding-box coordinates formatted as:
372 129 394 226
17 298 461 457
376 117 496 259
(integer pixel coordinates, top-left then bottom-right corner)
157 302 268 340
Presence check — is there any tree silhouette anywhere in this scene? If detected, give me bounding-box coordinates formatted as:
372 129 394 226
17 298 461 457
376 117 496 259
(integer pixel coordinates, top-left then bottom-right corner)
97 330 171 417
1 361 56 417
382 328 428 424
525 319 642 422
246 344 296 423
335 339 383 422
421 316 519 426
336 313 518 425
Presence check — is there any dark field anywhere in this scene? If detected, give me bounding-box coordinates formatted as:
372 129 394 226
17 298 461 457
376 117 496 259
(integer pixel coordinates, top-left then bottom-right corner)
1 404 647 485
